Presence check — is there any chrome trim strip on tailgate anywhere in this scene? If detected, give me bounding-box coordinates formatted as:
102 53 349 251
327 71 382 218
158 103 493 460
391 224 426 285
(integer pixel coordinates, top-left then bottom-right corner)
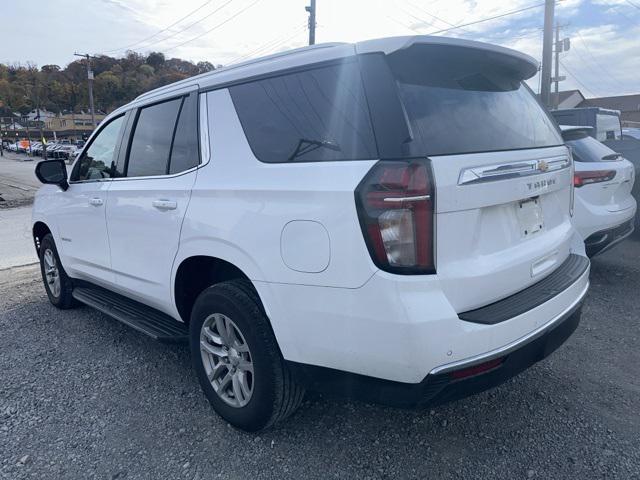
458 155 570 185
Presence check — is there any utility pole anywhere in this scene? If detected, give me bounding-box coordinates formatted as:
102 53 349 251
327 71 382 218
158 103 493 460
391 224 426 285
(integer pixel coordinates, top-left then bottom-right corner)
553 24 560 109
74 53 96 128
34 75 47 160
540 0 555 108
552 24 570 109
305 0 316 45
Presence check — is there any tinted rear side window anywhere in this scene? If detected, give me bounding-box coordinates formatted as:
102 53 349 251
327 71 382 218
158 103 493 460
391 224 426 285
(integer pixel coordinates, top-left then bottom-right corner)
388 45 562 157
127 98 182 177
230 62 377 163
169 94 200 174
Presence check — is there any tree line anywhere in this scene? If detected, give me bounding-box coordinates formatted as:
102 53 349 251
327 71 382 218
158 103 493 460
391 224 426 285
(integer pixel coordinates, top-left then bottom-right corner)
0 51 217 117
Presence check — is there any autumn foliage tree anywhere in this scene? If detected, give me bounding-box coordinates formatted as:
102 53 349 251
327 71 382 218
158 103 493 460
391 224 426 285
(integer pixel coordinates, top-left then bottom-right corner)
0 51 218 116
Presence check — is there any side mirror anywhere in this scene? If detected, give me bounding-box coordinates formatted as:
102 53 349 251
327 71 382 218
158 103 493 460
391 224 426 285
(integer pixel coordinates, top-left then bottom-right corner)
35 159 69 191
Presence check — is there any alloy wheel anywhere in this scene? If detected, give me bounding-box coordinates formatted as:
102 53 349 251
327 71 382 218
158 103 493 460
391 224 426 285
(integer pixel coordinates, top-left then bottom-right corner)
43 249 61 298
199 313 254 408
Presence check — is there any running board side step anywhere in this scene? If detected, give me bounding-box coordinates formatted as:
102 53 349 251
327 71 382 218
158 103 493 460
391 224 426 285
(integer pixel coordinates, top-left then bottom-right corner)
72 286 188 343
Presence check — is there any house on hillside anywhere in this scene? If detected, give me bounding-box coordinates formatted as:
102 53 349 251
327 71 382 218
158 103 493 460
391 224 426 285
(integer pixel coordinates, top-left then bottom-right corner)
45 112 106 141
26 109 56 122
549 90 586 109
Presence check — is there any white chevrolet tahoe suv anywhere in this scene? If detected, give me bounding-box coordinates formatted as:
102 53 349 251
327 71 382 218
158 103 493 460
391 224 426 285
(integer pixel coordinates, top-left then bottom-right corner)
32 36 590 432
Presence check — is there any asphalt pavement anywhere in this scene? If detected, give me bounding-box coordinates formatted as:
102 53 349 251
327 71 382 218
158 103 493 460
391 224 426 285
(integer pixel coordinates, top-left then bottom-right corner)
0 151 40 209
0 152 40 269
0 206 37 270
0 236 639 479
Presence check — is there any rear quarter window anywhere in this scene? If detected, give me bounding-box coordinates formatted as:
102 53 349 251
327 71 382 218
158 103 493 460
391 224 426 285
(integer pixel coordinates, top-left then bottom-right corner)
229 61 378 163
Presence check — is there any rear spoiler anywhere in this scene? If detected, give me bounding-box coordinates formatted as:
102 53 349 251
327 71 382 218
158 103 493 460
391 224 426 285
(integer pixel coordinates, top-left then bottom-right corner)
355 35 539 80
559 125 594 140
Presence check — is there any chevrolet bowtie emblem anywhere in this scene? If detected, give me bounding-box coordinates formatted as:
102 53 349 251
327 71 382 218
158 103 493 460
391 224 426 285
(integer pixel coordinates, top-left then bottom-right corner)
537 160 549 172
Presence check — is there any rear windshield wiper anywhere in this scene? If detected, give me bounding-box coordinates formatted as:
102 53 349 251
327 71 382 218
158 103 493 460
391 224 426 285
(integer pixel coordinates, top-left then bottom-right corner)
602 153 622 161
287 138 341 162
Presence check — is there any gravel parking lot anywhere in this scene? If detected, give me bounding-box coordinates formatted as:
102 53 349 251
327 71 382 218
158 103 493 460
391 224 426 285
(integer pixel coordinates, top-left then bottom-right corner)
1 239 639 479
0 151 39 209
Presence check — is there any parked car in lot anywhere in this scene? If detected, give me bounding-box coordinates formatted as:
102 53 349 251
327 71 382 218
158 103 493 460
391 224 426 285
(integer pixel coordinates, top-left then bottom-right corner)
32 36 590 432
32 143 42 155
55 144 77 160
561 126 636 255
551 107 622 141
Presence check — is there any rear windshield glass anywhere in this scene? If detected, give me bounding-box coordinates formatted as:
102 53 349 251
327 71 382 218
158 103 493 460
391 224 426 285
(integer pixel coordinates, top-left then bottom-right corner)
229 61 377 163
566 135 619 162
387 45 563 157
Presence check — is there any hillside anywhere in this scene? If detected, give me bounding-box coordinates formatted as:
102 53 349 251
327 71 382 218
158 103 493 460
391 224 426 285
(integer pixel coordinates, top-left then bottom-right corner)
0 51 217 117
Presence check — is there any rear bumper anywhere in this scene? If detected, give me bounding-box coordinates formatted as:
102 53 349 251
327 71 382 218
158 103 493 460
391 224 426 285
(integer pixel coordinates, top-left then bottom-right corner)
574 195 636 241
257 256 590 384
287 301 583 407
584 218 635 257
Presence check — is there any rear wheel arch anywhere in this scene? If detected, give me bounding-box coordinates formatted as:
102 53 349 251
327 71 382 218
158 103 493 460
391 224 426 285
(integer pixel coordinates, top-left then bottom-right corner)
174 256 264 324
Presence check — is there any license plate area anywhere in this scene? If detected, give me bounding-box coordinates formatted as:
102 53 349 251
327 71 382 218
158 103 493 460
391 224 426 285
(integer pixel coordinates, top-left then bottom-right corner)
517 198 544 238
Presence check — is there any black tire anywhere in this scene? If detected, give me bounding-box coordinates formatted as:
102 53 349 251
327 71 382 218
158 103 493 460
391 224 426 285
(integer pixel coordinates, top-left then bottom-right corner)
190 279 305 432
38 234 78 309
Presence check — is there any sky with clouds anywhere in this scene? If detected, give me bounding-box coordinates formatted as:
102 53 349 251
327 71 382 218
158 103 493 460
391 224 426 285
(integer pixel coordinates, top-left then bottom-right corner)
1 0 638 98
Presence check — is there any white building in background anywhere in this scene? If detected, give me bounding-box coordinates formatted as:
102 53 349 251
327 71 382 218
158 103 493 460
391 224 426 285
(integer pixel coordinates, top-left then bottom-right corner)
25 109 56 122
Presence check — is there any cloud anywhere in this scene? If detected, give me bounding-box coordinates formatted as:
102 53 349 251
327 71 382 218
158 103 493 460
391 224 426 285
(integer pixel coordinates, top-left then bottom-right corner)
100 0 142 16
1 0 637 96
561 23 640 96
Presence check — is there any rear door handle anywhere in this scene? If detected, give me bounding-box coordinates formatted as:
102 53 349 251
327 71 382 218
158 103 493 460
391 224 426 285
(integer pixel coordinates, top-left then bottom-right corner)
152 199 177 210
89 197 103 206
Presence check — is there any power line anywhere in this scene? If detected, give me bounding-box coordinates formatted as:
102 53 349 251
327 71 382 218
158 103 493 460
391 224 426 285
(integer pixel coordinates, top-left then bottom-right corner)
101 0 214 54
386 15 417 32
572 30 626 90
406 1 471 33
162 0 263 53
428 2 549 35
625 0 640 11
103 0 237 55
228 24 307 64
398 6 439 30
612 5 640 25
559 59 599 97
484 27 543 42
228 25 305 63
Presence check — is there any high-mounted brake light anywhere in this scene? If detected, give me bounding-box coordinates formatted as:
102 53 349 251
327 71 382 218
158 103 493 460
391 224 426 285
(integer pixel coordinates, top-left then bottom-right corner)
355 159 435 274
573 170 616 188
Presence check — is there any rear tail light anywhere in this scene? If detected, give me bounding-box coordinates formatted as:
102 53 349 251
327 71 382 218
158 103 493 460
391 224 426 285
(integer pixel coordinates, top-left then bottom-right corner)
355 159 435 274
573 170 616 188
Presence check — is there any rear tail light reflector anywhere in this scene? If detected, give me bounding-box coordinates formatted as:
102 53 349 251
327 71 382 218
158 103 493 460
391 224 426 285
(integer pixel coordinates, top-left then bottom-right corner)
355 159 435 274
449 357 505 380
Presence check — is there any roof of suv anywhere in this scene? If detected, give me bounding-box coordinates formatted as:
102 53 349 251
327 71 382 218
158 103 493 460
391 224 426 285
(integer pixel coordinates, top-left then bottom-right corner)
129 35 538 107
